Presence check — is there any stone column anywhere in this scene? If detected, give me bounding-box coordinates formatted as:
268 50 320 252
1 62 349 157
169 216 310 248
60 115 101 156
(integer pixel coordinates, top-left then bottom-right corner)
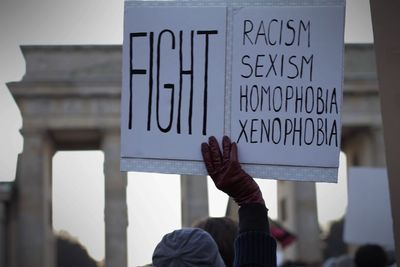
368 128 386 167
102 131 128 267
7 194 18 267
181 175 209 227
346 128 386 167
225 198 239 222
278 181 322 263
16 130 55 267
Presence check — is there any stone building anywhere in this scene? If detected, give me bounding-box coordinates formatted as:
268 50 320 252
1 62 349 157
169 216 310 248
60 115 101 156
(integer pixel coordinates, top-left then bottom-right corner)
0 43 383 267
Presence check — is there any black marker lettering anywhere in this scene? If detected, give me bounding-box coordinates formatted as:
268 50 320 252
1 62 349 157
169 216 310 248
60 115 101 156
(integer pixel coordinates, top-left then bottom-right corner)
272 118 282 144
304 118 315 145
243 20 254 45
305 86 314 114
250 85 259 112
329 120 338 147
250 119 259 143
241 55 253 78
298 20 311 47
284 119 293 145
197 30 218 135
255 21 267 45
301 55 313 81
156 30 175 133
285 86 293 112
237 120 249 143
240 85 248 112
147 32 154 131
285 19 295 46
129 32 148 129
330 88 338 114
292 118 302 146
268 19 278 45
287 55 299 79
266 54 278 78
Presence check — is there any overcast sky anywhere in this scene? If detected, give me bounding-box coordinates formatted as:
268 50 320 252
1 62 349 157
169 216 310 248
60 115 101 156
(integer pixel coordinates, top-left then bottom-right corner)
0 0 373 265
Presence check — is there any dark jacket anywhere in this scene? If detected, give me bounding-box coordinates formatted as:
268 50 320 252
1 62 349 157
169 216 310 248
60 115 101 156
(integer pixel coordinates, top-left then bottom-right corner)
234 203 277 267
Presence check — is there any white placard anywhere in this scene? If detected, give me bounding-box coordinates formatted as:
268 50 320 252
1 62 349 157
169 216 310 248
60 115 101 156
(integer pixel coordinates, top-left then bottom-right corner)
121 1 345 182
344 168 395 249
121 6 226 161
231 7 343 167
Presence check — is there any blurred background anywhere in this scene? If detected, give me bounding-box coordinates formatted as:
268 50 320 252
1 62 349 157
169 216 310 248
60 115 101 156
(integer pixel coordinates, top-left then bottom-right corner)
0 0 396 267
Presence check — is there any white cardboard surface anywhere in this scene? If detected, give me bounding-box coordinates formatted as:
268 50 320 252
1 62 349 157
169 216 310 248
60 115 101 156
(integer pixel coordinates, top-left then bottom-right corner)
121 7 226 161
344 167 395 249
231 6 343 168
121 1 345 182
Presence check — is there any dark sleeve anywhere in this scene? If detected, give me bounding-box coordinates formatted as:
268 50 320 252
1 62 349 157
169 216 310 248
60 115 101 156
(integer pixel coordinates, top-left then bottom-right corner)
233 203 277 267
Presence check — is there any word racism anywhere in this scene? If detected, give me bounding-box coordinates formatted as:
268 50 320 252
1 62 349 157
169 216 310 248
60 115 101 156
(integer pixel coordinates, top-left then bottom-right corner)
128 29 218 135
236 18 339 147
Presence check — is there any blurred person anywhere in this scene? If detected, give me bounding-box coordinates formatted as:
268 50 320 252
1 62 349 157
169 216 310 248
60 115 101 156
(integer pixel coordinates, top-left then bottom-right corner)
354 244 388 267
194 217 239 267
322 244 390 267
280 261 308 267
152 227 226 267
193 212 294 266
56 232 98 267
269 220 296 249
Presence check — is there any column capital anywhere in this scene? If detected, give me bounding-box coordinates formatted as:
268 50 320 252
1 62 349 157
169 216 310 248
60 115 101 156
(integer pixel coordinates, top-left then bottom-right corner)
101 128 120 138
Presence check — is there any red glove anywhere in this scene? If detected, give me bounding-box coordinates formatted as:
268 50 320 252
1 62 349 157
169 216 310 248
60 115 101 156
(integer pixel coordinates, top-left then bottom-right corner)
201 136 264 206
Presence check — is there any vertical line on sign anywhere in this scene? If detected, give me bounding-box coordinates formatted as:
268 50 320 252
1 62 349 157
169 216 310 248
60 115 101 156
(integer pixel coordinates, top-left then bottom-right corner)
203 34 209 136
178 31 183 134
188 30 194 135
129 33 133 129
147 32 154 131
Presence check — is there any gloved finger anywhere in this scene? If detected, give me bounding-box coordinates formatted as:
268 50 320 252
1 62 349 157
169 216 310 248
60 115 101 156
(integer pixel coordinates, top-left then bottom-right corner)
208 136 223 170
201 142 215 174
222 136 231 163
230 142 239 162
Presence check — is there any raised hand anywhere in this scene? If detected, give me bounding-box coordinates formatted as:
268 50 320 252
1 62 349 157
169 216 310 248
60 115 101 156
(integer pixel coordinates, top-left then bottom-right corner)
201 136 264 206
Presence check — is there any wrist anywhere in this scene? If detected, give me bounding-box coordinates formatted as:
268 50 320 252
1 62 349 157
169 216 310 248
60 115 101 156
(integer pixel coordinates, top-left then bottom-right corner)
238 203 270 234
235 188 265 206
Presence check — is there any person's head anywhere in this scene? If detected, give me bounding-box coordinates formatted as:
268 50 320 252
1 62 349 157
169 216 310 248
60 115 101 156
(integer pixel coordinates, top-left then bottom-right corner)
193 217 239 267
354 244 387 267
152 228 226 267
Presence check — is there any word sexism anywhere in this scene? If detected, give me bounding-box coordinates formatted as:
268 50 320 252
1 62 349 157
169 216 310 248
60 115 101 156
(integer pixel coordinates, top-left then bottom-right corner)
127 29 219 135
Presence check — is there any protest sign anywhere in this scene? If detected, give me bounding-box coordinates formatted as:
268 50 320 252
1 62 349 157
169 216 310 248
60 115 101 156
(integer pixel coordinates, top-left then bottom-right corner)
121 6 226 161
231 7 342 167
344 168 395 249
121 1 345 182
